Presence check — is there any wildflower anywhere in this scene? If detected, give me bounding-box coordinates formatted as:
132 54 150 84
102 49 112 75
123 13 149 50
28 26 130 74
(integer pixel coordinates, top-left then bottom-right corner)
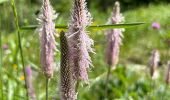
20 75 25 81
2 44 9 50
149 49 160 79
105 1 124 69
13 64 17 70
37 0 57 78
67 0 94 82
60 31 76 100
152 22 160 30
25 66 36 100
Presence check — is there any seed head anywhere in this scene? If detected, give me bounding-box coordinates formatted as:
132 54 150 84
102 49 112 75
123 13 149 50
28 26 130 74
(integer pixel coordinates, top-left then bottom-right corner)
105 1 124 69
67 0 94 82
149 49 160 79
60 31 76 100
37 0 57 78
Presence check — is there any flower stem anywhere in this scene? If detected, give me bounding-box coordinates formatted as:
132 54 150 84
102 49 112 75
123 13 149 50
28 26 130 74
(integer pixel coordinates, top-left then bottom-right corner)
46 78 49 100
76 81 79 92
105 66 111 98
148 77 156 99
161 84 168 100
0 73 3 99
75 80 80 99
0 22 3 100
10 0 29 99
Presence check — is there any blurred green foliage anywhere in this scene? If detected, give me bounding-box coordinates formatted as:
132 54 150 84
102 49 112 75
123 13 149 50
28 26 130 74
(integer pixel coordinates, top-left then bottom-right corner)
88 0 170 11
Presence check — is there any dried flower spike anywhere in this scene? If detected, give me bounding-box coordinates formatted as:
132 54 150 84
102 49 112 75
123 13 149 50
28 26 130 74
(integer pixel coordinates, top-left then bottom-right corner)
105 1 124 69
25 66 36 100
37 0 57 78
165 61 170 84
67 0 94 82
60 31 76 100
149 49 160 79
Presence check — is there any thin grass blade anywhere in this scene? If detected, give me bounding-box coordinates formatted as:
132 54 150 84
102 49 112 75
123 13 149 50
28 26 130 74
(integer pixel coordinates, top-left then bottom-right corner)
21 22 145 30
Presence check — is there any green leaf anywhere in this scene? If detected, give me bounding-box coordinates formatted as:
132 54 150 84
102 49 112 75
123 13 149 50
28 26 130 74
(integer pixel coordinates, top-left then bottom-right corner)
0 0 8 4
21 22 145 30
88 22 145 29
21 25 67 30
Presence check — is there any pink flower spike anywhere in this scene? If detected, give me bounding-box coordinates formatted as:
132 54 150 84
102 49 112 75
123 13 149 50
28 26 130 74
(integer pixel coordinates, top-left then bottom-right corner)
149 49 160 79
37 0 57 78
67 0 94 82
25 66 36 100
105 1 124 69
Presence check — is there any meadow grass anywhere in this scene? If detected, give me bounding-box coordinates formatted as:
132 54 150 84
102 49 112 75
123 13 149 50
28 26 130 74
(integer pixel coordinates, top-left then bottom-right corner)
1 2 170 99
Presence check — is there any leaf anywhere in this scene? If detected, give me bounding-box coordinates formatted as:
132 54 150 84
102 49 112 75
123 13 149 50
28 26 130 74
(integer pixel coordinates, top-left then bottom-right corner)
88 22 145 29
21 22 145 30
0 0 8 4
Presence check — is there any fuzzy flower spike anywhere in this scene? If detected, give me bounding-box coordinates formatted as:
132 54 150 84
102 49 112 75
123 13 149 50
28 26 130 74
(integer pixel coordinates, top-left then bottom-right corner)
38 0 57 78
68 0 94 82
149 49 160 79
105 1 124 69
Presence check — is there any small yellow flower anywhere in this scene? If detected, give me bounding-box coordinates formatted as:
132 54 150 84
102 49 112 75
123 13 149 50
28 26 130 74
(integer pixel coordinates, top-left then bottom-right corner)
13 64 17 70
20 75 25 81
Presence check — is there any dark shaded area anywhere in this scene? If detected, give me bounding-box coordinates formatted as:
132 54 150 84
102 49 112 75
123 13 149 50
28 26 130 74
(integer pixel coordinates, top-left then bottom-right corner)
88 0 170 11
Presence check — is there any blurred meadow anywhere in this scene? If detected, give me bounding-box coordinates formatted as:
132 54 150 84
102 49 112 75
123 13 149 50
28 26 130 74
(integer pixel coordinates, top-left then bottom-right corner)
1 0 170 100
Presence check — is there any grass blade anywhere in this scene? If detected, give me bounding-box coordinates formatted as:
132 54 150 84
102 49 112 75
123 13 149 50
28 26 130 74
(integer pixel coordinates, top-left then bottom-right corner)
21 22 145 30
10 0 29 99
0 18 3 100
88 22 145 29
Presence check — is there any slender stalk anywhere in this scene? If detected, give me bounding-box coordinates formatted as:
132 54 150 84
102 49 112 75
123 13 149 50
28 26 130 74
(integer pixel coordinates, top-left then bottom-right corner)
0 79 3 100
148 77 156 99
147 77 152 99
10 0 29 99
76 81 79 93
0 17 3 100
161 84 168 100
105 66 111 98
46 78 49 100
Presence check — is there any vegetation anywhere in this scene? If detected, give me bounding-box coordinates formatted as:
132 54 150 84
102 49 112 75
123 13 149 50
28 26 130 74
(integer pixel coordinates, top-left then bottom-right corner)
0 0 170 99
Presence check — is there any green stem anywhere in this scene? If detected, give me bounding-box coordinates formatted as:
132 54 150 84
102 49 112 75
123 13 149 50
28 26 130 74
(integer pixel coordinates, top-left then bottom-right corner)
76 81 79 93
46 78 49 100
0 13 3 100
105 66 111 98
161 84 168 100
74 80 80 99
0 79 3 100
148 77 156 99
10 0 29 99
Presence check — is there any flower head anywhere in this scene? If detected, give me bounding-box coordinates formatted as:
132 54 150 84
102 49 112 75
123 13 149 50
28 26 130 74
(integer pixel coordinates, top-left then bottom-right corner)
152 22 160 30
25 66 32 76
3 44 9 50
105 1 124 69
37 0 57 78
25 66 36 100
60 31 76 100
67 0 94 82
